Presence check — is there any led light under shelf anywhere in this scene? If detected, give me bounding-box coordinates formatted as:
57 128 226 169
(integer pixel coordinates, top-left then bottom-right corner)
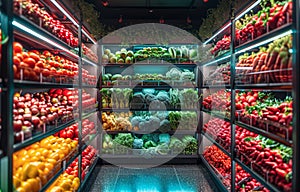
234 0 261 21
236 30 293 55
203 22 231 45
50 0 97 44
202 55 231 67
12 20 78 58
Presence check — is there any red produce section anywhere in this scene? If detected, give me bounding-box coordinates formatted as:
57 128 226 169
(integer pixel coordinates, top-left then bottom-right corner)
203 145 269 192
235 0 292 46
13 0 98 62
236 35 292 85
13 42 97 85
13 88 97 144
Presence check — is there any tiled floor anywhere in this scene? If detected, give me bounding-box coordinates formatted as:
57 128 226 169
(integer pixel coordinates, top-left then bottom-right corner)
85 165 220 192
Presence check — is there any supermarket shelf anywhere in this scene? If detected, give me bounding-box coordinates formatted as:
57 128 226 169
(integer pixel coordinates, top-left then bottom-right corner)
200 155 230 192
41 150 80 192
103 130 196 135
14 80 77 89
102 84 197 89
201 84 231 89
82 58 99 67
14 80 97 89
198 53 231 67
13 119 76 151
235 82 292 90
202 132 231 157
235 23 292 53
13 15 78 59
78 156 99 192
236 121 292 147
234 158 280 192
102 63 197 67
100 154 198 159
201 108 231 122
101 108 199 112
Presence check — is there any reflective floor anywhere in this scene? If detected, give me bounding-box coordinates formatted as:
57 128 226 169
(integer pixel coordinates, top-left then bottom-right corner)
86 165 219 192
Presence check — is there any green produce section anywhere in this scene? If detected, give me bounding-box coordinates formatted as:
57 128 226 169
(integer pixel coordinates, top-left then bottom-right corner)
102 133 198 157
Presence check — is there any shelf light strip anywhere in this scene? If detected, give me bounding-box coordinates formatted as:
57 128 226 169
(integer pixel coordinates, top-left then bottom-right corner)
203 23 231 45
12 20 78 58
203 55 231 66
235 0 262 21
50 0 97 44
236 30 292 54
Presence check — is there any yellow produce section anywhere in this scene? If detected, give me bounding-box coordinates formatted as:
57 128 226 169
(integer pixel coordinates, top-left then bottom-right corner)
13 136 78 192
46 173 80 192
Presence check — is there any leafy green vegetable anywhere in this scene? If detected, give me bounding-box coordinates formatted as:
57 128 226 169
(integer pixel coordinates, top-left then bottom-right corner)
159 134 170 144
133 139 143 149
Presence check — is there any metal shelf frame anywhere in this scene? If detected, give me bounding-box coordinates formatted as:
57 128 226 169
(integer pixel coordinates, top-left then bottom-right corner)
199 0 299 192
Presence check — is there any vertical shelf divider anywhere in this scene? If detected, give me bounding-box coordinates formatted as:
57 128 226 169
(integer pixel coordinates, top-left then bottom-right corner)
292 0 299 191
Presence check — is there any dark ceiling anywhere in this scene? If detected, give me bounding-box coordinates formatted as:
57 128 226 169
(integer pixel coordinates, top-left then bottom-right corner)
86 0 220 31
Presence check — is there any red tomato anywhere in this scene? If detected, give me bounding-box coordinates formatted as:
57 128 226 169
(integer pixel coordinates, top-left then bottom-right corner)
23 57 36 68
13 42 23 53
28 52 40 62
13 56 21 66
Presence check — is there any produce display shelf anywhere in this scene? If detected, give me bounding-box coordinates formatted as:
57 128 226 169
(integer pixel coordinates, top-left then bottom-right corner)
13 119 76 151
199 155 230 192
14 80 77 89
201 132 231 157
201 108 230 122
234 158 280 192
235 23 292 53
102 63 197 67
100 154 199 159
101 108 199 112
82 58 99 67
41 150 80 192
103 130 196 135
201 84 231 89
13 15 78 59
235 121 292 147
78 156 99 192
101 85 197 89
198 53 231 67
235 82 292 90
81 132 99 151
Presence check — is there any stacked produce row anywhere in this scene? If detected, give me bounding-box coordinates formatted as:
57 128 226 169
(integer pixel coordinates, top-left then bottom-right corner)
13 0 98 62
102 111 198 132
101 88 199 110
13 42 97 85
202 90 292 141
13 88 97 144
102 67 195 87
102 46 198 64
102 133 198 157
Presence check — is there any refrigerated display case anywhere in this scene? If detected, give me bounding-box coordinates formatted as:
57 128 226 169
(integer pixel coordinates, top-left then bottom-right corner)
199 0 299 191
99 44 201 164
0 0 100 191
